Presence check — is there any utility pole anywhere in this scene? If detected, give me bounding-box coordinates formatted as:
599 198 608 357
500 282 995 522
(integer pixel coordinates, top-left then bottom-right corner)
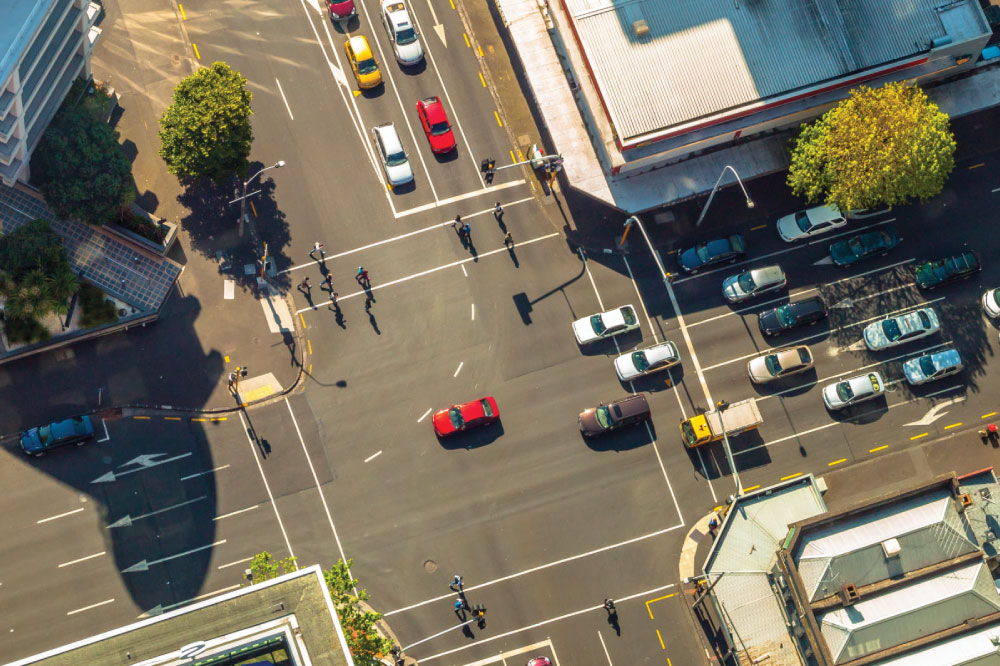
234 160 286 238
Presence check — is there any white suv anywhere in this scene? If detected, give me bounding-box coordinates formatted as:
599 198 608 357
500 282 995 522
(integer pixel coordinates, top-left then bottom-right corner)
372 123 413 187
381 0 424 65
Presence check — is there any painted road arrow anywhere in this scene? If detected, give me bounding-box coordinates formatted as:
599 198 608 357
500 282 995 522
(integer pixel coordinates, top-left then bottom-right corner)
904 396 965 426
107 496 207 528
92 452 193 484
813 256 835 266
831 297 854 309
121 539 226 574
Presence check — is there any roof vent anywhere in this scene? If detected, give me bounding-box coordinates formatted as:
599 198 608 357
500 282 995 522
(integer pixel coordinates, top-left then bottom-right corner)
958 493 973 512
882 538 901 558
622 4 650 39
841 583 860 606
632 18 649 38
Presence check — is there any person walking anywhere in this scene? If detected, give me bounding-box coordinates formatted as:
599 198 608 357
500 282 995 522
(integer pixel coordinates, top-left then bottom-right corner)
604 598 615 613
298 277 311 293
454 598 466 619
450 575 464 591
494 202 503 219
323 273 334 292
356 266 369 285
504 231 514 249
309 242 325 259
453 214 462 228
462 222 471 238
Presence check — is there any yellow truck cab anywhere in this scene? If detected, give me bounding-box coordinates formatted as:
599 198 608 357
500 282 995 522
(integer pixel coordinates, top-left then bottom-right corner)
680 398 762 449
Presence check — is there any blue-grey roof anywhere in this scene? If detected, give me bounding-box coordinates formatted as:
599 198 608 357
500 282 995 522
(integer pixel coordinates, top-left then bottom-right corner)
0 0 52 86
566 0 984 142
872 622 1000 666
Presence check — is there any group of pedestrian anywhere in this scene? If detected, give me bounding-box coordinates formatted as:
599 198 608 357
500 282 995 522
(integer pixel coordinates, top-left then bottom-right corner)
298 241 375 314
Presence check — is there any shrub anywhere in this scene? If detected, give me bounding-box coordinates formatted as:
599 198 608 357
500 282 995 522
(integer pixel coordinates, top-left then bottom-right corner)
78 282 119 328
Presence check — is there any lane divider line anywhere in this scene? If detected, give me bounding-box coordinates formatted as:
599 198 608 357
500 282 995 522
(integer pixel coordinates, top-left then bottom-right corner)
870 445 888 452
910 432 928 440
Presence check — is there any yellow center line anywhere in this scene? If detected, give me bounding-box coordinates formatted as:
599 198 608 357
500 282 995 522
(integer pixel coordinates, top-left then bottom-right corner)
869 444 888 452
250 200 257 217
192 44 200 59
299 313 306 327
211 417 227 422
477 46 483 57
307 339 313 355
656 629 665 650
750 224 767 231
449 0 455 8
494 110 502 127
463 33 470 48
509 149 515 162
133 415 150 420
164 416 182 421
944 422 962 429
178 3 186 19
910 432 928 440
983 412 997 419
192 418 207 422
969 163 985 170
828 458 847 466
478 72 486 87
666 249 678 254
742 485 760 492
779 473 802 481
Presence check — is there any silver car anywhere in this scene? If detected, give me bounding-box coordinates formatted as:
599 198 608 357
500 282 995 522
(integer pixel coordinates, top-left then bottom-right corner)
823 372 885 410
902 348 963 385
372 123 414 187
722 265 786 303
748 346 813 384
862 308 940 351
614 341 680 381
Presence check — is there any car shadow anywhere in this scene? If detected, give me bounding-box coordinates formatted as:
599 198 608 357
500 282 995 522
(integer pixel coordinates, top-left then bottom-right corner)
329 15 359 33
361 83 386 99
577 331 643 357
689 431 771 480
436 421 504 449
826 397 889 424
750 369 818 398
433 149 460 163
627 365 684 393
399 59 428 75
582 420 656 451
390 179 416 195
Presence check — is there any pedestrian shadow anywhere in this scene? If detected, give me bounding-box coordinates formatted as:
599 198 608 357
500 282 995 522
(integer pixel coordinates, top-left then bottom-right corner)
469 239 478 262
507 245 519 267
608 610 621 636
330 302 346 328
495 215 507 233
368 311 381 334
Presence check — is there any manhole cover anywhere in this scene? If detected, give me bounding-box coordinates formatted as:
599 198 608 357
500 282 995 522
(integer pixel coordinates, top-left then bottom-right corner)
423 560 437 573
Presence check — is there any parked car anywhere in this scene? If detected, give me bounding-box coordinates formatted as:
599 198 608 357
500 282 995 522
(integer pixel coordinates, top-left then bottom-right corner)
326 0 356 22
345 35 382 89
381 0 424 65
526 659 552 666
983 288 1000 317
20 415 95 457
677 235 745 274
902 348 963 385
747 346 814 384
614 341 680 381
578 393 650 438
914 252 980 289
372 123 414 187
416 96 456 153
432 397 499 437
572 305 639 345
758 297 828 336
822 372 885 410
829 228 900 266
722 265 786 303
863 308 940 351
776 205 847 242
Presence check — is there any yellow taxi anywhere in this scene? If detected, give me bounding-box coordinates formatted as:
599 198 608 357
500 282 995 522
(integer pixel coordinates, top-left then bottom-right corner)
345 35 382 89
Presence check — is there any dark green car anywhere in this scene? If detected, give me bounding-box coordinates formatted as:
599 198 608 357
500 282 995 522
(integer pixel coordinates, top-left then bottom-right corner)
829 227 899 266
914 252 980 289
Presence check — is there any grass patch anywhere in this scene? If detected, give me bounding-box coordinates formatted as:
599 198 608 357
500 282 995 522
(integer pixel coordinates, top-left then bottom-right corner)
78 282 119 328
5 316 50 344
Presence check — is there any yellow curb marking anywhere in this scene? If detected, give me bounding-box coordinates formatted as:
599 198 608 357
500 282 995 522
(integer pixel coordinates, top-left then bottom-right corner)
463 33 470 48
192 418 207 422
242 385 276 402
211 417 227 422
449 0 455 8
308 364 312 375
983 412 997 419
494 110 502 127
164 416 182 421
944 422 962 429
299 313 306 327
780 472 802 481
516 149 524 160
193 44 200 59
479 72 486 87
133 416 151 420
354 90 361 97
509 149 515 162
656 630 665 650
645 593 676 619
250 200 257 217
742 485 760 492
179 4 187 19
751 224 767 231
307 339 313 355
666 249 678 254
828 458 847 466
477 46 483 57
969 163 985 170
224 355 230 363
910 432 928 440
869 444 888 452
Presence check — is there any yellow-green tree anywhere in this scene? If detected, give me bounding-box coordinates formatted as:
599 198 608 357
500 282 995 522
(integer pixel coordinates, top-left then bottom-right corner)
787 82 955 211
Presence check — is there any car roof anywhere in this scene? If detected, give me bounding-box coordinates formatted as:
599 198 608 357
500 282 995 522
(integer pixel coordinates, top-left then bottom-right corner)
774 347 807 365
644 341 677 360
929 348 962 366
788 296 825 313
848 373 878 393
805 205 844 224
896 308 935 329
348 35 372 56
609 393 650 416
749 265 785 283
374 124 403 152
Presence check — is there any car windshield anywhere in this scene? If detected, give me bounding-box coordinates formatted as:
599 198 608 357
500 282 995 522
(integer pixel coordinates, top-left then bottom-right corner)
479 399 494 417
632 351 649 372
797 347 811 364
695 243 711 262
993 288 1000 303
681 421 697 445
848 237 864 253
595 405 612 429
358 58 378 74
430 120 450 135
795 211 812 232
621 308 636 325
590 314 606 335
37 425 52 444
882 319 902 341
448 407 465 429
396 27 417 43
385 150 407 167
836 381 855 402
737 273 756 292
918 356 937 377
764 354 783 376
775 304 795 327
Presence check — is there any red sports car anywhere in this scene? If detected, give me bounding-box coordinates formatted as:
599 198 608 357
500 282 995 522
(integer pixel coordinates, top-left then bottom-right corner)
326 0 356 21
416 96 456 153
526 659 552 666
432 397 499 437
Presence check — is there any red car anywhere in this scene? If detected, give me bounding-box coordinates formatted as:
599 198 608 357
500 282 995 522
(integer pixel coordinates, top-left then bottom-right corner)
526 659 551 666
326 0 356 21
432 397 499 437
416 97 456 153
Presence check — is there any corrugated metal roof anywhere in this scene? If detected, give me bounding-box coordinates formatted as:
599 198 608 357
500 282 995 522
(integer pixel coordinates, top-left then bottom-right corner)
819 561 1000 663
796 490 978 601
566 0 951 141
711 572 804 666
872 622 1000 666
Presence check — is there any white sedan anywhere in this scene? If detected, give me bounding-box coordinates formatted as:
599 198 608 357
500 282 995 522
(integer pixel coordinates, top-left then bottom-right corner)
614 341 680 381
722 265 786 303
776 205 847 242
381 0 424 65
747 346 813 384
862 308 940 350
983 288 1000 317
823 372 885 410
572 305 639 345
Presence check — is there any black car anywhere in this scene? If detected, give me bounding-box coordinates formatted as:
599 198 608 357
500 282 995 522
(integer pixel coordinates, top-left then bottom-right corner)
758 297 828 336
914 252 980 289
677 234 746 274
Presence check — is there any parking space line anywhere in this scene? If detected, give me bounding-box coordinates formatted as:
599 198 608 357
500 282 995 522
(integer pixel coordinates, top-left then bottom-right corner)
645 592 676 619
97 418 110 442
870 444 888 452
66 598 114 616
217 556 252 570
57 552 105 568
37 507 85 524
164 416 182 421
923 384 964 399
133 415 150 420
751 224 767 231
181 464 230 481
780 472 802 480
213 505 259 521
364 450 382 463
417 407 433 423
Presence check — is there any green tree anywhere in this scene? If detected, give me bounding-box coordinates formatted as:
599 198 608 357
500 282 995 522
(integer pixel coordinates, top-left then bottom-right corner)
32 109 135 227
248 551 298 581
158 62 254 183
787 82 956 212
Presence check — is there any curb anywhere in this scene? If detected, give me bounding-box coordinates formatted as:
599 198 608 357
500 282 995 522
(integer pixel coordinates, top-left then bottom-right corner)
677 510 722 665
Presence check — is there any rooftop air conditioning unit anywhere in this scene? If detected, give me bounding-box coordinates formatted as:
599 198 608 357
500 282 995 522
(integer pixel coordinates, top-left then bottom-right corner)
882 538 901 558
632 19 649 38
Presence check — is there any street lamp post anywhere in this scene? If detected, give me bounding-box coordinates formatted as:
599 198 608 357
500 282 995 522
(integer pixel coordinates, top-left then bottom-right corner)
238 160 286 237
694 165 754 227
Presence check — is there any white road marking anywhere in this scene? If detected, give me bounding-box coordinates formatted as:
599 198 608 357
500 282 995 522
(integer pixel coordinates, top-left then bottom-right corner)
461 640 553 666
923 384 965 399
598 630 613 665
217 556 253 570
296 232 560 314
394 180 527 218
417 407 433 422
993 187 1000 193
180 464 230 481
700 297 946 372
813 256 834 266
239 410 296 564
213 505 260 521
67 598 115 615
279 196 534 276
37 507 85 524
58 552 105 568
97 418 110 442
108 496 208 528
903 396 965 426
461 264 467 277
471 303 475 320
453 361 464 377
275 78 294 120
364 450 383 463
579 248 605 311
